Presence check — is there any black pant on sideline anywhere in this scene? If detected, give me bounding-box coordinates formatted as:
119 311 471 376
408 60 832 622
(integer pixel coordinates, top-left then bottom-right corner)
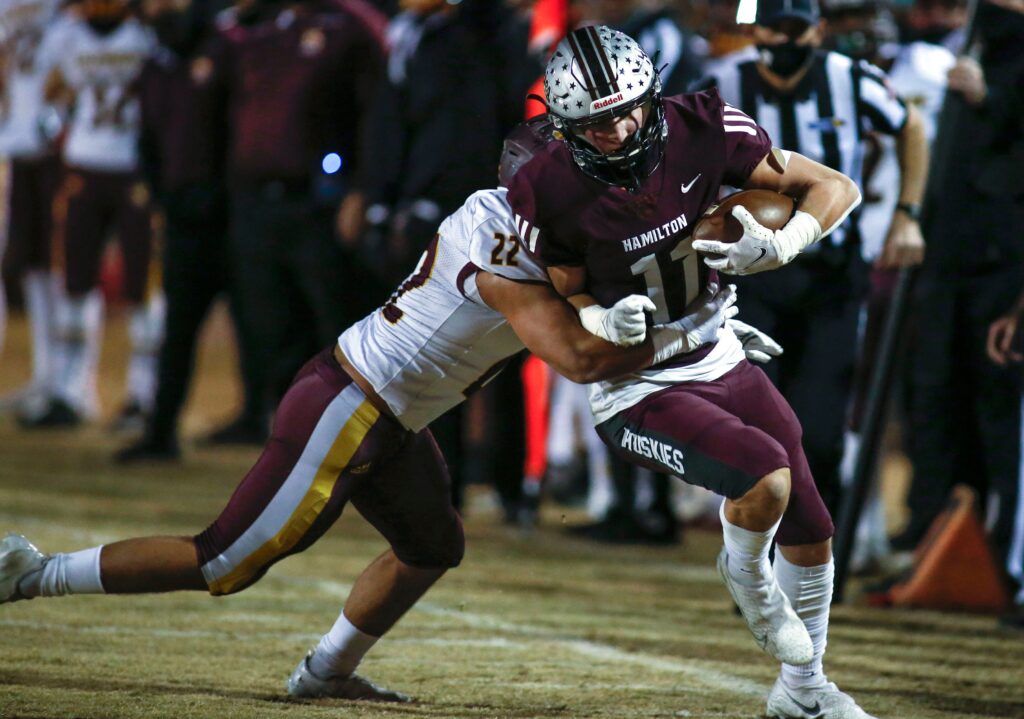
149 189 261 442
230 188 385 415
904 265 1023 569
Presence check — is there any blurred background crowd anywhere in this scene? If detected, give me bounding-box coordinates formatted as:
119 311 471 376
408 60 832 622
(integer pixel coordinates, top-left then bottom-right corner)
0 0 1021 622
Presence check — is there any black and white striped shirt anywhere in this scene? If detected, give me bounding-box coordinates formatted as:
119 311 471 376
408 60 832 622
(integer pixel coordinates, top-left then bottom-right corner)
705 49 908 246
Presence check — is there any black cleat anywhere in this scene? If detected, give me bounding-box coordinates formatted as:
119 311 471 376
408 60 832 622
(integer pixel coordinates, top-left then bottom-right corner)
17 397 81 429
115 434 181 463
110 400 148 434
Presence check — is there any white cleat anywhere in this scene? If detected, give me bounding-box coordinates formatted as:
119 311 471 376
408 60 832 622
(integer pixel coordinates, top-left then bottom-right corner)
0 534 47 604
767 677 879 718
286 651 411 702
717 547 813 665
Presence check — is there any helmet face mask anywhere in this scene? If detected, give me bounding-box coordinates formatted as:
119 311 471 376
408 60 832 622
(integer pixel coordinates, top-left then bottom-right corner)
545 26 667 192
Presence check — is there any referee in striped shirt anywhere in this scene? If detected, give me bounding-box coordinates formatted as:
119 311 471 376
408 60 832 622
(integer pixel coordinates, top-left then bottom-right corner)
699 0 929 515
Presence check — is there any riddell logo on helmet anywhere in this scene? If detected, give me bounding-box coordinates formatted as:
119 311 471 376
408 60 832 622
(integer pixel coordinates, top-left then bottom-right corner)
591 93 625 112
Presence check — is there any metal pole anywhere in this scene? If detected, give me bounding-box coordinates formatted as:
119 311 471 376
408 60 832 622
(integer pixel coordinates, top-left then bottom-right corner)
833 267 912 601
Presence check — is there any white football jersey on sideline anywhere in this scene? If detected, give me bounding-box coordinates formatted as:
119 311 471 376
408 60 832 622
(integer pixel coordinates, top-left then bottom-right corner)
859 42 953 260
338 188 548 432
0 0 61 157
37 16 154 172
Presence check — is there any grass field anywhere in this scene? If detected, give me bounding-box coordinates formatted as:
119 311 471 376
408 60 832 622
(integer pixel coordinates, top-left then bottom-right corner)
1 307 1023 719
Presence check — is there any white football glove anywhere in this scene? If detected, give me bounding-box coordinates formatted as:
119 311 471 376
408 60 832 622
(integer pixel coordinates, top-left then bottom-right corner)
692 206 822 276
650 283 738 364
728 318 783 363
578 294 656 347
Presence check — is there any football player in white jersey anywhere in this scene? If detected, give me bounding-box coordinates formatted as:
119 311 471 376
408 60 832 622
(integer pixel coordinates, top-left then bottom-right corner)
0 119 769 703
0 0 63 416
24 0 162 429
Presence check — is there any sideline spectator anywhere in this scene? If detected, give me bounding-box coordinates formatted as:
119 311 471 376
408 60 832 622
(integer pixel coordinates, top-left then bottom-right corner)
222 0 386 437
117 0 260 459
896 0 1024 582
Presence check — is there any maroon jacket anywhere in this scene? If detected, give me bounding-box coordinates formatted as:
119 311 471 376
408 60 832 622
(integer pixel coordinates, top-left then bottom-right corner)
137 37 229 196
223 0 385 187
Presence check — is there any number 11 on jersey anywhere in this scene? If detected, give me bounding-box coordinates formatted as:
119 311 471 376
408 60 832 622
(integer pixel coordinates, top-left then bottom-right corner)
629 240 701 323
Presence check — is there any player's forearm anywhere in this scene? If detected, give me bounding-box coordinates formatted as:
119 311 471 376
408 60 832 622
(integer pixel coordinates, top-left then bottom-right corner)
792 169 861 239
541 327 656 384
896 106 928 207
567 293 600 312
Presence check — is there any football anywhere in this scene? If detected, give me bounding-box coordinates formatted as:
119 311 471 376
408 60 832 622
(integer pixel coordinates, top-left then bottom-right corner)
691 189 795 249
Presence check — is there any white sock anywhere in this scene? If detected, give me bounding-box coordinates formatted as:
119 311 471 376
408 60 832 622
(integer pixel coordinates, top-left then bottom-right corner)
776 554 833 689
23 270 55 387
18 546 106 597
720 502 781 586
80 290 104 416
47 276 67 396
307 612 379 679
54 295 88 408
126 299 164 410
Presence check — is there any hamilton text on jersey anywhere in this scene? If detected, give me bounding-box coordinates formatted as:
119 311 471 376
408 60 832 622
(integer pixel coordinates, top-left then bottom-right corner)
621 210 689 253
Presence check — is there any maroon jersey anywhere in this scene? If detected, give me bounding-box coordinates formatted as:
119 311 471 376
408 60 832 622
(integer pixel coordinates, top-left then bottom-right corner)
506 89 771 327
225 0 384 185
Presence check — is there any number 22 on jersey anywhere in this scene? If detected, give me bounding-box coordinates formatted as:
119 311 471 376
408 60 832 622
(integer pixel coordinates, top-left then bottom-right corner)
630 238 701 324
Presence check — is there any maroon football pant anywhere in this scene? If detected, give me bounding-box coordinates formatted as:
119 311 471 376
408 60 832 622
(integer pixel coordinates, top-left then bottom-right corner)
596 360 834 546
2 156 60 283
51 165 155 302
194 347 464 595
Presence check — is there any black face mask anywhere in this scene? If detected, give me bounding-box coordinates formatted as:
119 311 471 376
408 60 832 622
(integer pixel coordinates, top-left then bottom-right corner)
757 41 814 77
903 25 951 45
151 10 196 54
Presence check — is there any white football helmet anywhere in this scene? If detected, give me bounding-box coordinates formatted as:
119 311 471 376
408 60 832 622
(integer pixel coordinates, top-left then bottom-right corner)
544 25 667 191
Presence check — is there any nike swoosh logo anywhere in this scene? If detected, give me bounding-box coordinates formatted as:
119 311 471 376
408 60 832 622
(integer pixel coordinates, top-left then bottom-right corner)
747 247 768 265
680 173 702 193
783 688 823 717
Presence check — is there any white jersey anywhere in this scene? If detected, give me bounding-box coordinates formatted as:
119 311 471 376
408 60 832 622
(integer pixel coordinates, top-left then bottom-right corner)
859 42 953 261
338 189 548 432
0 0 60 157
38 16 154 172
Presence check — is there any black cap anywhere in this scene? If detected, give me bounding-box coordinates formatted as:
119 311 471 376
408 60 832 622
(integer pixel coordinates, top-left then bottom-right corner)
755 0 821 25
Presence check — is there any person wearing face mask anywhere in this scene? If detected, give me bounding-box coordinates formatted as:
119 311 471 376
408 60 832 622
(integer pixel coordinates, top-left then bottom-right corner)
115 0 266 460
698 0 929 520
894 0 1024 607
902 0 968 54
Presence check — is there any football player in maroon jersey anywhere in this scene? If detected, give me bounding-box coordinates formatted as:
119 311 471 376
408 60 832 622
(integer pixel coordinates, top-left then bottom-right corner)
506 26 874 719
0 119 770 705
